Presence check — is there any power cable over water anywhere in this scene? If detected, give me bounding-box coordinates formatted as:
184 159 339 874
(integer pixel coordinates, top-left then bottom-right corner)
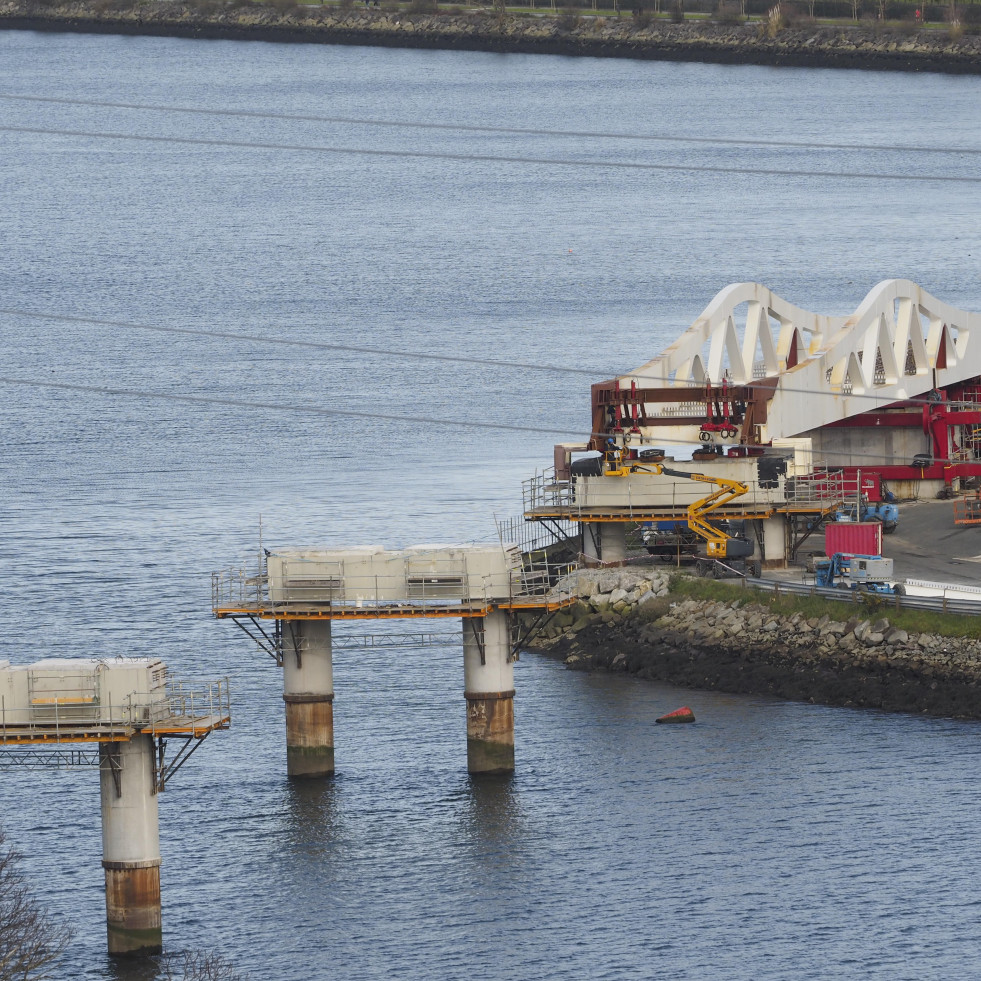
2 124 979 183
0 306 972 411
3 92 980 156
0 373 969 469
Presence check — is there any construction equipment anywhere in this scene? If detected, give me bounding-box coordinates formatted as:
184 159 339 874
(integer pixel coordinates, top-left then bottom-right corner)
631 462 759 575
813 553 905 595
834 498 899 533
698 379 741 442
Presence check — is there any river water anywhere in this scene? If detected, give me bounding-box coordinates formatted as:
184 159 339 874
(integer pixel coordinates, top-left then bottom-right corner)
2 28 981 980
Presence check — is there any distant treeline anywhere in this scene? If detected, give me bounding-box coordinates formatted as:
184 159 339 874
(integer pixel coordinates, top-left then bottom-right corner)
507 0 980 22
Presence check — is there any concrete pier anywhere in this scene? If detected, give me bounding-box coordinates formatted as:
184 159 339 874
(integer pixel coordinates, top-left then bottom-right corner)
281 619 335 778
762 515 788 569
582 523 627 565
463 611 515 774
99 735 162 956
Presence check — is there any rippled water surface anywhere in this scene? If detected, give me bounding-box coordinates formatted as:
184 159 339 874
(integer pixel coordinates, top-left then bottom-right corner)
2 30 981 980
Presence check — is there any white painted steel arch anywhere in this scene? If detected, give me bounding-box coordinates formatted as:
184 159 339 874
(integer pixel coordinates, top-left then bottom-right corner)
620 280 981 442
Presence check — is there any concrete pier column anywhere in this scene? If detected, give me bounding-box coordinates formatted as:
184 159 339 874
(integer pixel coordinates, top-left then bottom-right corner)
99 735 162 957
281 619 335 778
600 523 628 564
582 524 601 564
463 611 515 775
582 523 627 565
762 515 788 570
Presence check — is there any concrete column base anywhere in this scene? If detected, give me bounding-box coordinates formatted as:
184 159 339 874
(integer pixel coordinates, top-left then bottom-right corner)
103 861 162 956
761 558 788 570
284 694 335 778
465 690 515 774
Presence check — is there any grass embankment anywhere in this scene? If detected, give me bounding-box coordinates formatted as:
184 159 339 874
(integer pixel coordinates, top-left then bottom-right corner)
667 574 981 639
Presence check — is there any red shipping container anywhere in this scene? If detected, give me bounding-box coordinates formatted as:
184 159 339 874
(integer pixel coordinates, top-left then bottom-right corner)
825 521 882 557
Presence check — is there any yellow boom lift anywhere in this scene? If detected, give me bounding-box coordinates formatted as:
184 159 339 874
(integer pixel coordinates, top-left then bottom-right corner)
605 447 756 566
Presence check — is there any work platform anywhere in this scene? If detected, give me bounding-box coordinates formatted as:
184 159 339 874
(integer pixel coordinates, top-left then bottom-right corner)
213 544 577 781
520 451 849 567
0 660 231 746
212 543 577 621
0 658 231 957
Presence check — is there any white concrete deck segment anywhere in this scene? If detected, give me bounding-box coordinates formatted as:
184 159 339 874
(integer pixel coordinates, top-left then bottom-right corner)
214 544 577 618
0 659 231 744
618 280 981 442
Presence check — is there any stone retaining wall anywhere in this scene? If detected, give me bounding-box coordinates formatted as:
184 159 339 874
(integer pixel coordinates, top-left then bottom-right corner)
3 0 981 73
526 570 981 719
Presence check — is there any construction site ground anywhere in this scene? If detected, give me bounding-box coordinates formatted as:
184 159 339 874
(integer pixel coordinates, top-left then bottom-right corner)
782 498 981 590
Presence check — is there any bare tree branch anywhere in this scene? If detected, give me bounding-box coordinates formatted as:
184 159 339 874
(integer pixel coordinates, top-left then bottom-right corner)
155 950 251 981
0 831 73 981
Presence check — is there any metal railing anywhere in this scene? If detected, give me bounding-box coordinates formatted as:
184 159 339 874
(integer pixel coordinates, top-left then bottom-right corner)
746 577 981 617
0 678 231 742
156 678 231 731
213 557 572 612
522 467 574 513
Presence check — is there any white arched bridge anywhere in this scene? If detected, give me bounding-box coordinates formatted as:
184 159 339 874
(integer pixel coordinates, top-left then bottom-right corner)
592 280 981 488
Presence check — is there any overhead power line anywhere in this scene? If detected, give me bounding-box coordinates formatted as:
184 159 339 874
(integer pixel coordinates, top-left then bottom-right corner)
0 373 972 469
0 308 596 377
2 124 978 184
2 92 978 157
1 305 972 412
0 375 580 437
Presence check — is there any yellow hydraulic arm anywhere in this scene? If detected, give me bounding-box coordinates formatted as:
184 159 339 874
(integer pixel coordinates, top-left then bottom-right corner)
636 463 750 559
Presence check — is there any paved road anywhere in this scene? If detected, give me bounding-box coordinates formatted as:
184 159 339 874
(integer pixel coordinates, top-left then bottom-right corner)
792 498 981 588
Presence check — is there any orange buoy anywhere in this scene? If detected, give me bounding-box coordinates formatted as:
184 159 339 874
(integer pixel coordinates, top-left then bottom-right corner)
656 706 695 724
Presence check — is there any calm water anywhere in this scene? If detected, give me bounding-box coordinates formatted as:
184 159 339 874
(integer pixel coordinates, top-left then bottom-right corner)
2 30 981 980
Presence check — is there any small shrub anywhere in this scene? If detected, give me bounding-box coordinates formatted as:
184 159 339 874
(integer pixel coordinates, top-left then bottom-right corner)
633 7 653 24
557 5 582 27
591 14 607 26
948 18 964 37
764 2 784 33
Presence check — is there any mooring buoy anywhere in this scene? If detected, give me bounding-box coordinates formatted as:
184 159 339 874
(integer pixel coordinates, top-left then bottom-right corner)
656 706 695 724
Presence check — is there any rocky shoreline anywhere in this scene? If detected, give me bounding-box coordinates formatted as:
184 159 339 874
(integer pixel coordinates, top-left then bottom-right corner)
3 0 981 73
524 569 981 719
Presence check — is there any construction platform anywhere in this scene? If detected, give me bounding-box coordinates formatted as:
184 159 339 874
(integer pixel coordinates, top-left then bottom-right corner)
0 659 230 746
212 544 578 621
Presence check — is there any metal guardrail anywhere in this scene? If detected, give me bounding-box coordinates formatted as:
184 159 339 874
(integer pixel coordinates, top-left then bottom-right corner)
523 468 573 513
748 577 981 616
